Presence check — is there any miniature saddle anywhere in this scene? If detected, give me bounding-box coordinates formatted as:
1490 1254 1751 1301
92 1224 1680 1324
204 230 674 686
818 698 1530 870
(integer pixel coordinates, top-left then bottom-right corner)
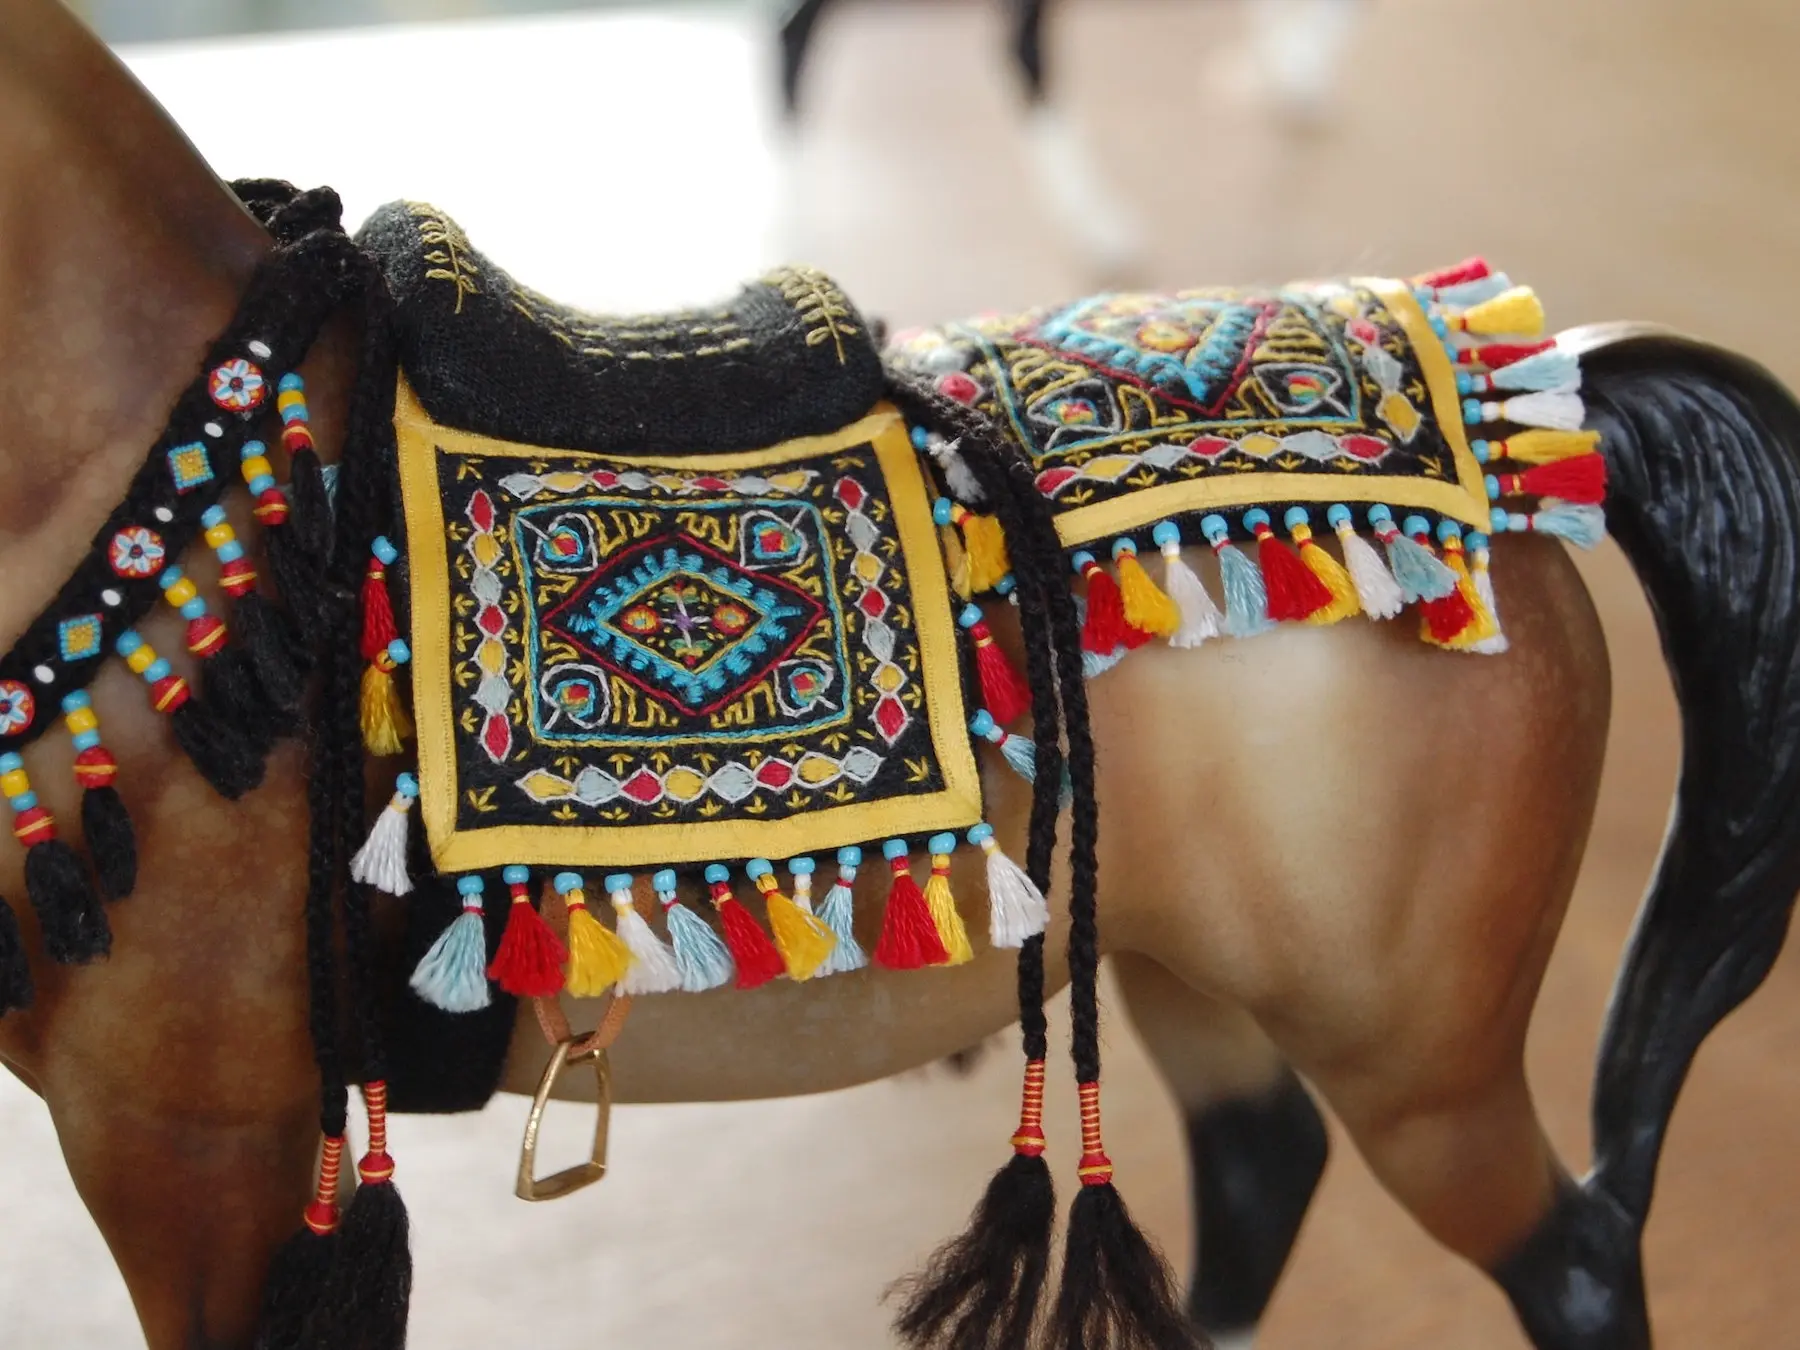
356 201 885 456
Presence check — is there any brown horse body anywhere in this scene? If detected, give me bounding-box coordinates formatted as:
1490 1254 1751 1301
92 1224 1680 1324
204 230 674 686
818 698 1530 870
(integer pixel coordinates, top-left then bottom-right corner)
2 5 1784 1349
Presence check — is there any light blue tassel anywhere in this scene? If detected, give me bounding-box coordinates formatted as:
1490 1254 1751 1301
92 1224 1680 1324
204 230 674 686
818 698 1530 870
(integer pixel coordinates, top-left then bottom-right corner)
1204 513 1274 637
816 847 868 975
409 876 491 1013
655 869 733 991
1532 504 1606 550
1373 507 1457 602
1491 349 1579 393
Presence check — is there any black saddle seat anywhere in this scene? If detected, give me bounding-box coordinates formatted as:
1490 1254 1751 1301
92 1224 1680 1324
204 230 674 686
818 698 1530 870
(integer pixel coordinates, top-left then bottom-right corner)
357 201 885 456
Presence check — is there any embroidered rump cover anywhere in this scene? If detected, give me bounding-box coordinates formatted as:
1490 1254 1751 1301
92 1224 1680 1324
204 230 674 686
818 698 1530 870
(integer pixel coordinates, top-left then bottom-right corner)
395 378 982 875
891 277 1493 547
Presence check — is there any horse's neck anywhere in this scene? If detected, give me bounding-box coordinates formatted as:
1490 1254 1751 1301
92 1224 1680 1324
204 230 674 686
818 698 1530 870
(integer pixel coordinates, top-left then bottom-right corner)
0 0 270 650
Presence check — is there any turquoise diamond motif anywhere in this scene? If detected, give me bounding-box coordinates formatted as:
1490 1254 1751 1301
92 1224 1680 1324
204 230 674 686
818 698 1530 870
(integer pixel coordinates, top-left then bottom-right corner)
167 441 214 492
58 613 102 662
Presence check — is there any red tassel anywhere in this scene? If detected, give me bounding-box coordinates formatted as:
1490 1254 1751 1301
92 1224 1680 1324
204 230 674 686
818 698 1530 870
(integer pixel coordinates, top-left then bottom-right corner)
1501 455 1608 505
1250 519 1331 621
965 614 1031 724
360 543 399 662
486 877 568 998
1417 256 1490 289
712 879 785 989
1456 339 1556 368
873 843 949 970
1420 585 1477 642
1077 555 1145 653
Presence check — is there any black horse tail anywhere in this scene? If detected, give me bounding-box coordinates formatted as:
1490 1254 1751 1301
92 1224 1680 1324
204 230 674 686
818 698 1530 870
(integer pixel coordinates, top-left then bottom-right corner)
1575 326 1800 1229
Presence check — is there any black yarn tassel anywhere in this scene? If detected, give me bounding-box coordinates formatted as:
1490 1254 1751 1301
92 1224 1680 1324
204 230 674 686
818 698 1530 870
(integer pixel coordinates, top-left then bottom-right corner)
0 896 34 1014
1050 1184 1202 1350
25 839 109 964
234 590 312 711
318 1182 411 1350
267 447 334 644
171 698 267 800
80 785 137 901
893 1151 1056 1350
252 1227 339 1350
204 646 279 754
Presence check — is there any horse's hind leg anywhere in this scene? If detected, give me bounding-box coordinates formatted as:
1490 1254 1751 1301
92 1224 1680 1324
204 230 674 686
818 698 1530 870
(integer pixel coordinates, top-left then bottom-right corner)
1114 952 1327 1347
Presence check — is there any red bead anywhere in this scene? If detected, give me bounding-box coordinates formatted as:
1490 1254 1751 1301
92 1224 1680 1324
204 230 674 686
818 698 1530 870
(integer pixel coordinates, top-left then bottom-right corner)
357 1151 395 1185
12 805 54 846
302 1200 340 1236
73 746 117 789
219 558 257 596
280 423 315 454
253 487 290 525
185 614 227 657
151 675 190 714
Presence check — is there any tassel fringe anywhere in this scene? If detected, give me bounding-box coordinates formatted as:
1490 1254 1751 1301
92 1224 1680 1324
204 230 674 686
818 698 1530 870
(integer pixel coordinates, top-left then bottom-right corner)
923 835 975 966
350 774 417 897
816 849 869 975
1152 522 1223 647
874 840 949 970
560 875 633 996
658 871 735 991
608 876 685 995
409 880 491 1013
486 868 567 998
973 824 1048 948
751 860 837 981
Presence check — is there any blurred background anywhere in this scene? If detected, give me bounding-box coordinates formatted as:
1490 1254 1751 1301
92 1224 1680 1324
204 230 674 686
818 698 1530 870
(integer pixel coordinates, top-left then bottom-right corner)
7 0 1800 1346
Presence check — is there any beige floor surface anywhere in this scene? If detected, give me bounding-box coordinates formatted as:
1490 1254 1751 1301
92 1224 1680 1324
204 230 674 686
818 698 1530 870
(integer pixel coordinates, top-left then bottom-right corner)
5 1 1800 1345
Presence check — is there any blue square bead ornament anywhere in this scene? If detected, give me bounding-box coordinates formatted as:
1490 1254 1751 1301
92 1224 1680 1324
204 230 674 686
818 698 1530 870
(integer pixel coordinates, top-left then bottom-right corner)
167 441 214 493
57 613 103 662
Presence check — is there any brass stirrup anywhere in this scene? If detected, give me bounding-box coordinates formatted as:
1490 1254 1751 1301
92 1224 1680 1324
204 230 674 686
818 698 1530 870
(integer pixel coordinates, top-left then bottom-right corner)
516 1038 612 1202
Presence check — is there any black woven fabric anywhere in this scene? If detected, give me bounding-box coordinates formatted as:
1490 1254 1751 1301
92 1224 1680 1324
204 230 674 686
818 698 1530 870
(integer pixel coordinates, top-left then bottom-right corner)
356 202 885 456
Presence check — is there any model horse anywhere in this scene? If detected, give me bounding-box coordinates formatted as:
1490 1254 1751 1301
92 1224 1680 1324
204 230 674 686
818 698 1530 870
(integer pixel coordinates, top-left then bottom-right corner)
2 4 1796 1350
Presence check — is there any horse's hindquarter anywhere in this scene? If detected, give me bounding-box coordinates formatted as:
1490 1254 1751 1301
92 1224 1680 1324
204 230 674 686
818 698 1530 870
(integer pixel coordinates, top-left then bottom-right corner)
503 536 1611 1107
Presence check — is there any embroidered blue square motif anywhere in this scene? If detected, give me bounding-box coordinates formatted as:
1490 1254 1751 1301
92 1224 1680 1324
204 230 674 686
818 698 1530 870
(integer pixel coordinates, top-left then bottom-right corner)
58 614 102 662
167 441 214 493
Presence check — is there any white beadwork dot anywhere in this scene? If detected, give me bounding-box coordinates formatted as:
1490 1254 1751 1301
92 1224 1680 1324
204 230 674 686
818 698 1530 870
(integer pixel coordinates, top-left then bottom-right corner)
154 506 174 523
101 589 122 607
33 665 53 685
204 421 225 438
247 340 272 359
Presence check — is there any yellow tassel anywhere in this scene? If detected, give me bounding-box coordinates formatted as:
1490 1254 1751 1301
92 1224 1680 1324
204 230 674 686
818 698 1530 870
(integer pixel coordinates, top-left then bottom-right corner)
359 662 412 756
1427 537 1500 650
752 865 835 980
564 889 634 996
1292 524 1360 625
1493 429 1602 464
1114 543 1181 637
952 506 1011 593
1456 286 1544 337
923 835 974 965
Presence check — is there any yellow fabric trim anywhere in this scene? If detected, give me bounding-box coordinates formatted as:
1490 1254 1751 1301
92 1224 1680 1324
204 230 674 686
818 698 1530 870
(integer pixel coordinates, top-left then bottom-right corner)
1050 278 1491 548
394 375 982 873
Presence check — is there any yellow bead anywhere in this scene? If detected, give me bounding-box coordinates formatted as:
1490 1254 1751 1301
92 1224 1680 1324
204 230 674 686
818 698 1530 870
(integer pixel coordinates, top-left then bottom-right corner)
0 769 28 798
64 707 97 734
203 522 235 549
241 455 274 482
125 644 156 674
164 577 198 607
276 389 306 414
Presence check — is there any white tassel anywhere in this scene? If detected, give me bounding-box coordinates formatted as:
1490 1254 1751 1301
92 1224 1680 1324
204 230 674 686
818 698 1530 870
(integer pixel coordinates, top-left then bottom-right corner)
789 859 817 914
1477 391 1585 430
971 823 1048 948
609 876 683 995
1153 522 1223 647
1469 538 1509 654
351 772 417 896
1330 508 1404 619
927 434 986 505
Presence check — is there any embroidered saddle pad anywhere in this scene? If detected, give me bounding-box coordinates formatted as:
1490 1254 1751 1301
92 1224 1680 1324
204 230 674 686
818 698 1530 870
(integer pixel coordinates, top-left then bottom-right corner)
359 202 886 457
890 278 1505 548
393 379 981 875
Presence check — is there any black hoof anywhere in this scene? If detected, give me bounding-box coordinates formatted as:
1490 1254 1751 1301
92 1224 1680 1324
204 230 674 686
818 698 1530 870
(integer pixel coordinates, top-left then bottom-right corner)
1185 1070 1330 1336
1493 1178 1652 1350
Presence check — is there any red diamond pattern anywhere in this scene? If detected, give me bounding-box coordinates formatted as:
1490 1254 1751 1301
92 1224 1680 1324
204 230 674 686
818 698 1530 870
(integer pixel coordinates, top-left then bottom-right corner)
481 712 512 761
874 694 909 744
754 759 795 790
476 605 507 636
622 767 663 804
465 489 495 533
833 477 867 511
858 588 889 619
